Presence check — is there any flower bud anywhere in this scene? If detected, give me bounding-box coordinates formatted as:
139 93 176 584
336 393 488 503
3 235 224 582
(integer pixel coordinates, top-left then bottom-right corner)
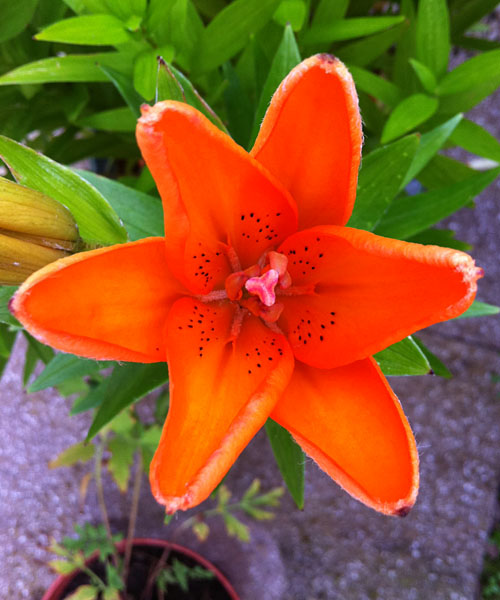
0 178 79 285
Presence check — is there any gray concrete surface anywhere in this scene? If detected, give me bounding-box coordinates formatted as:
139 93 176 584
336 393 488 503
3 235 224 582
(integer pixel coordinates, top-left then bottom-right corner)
1 50 500 600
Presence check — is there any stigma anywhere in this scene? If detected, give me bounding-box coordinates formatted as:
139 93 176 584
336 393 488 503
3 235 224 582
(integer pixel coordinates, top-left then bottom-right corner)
245 269 279 306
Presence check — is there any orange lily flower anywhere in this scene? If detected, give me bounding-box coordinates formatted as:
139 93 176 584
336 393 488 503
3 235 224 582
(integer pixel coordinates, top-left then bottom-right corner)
10 55 481 516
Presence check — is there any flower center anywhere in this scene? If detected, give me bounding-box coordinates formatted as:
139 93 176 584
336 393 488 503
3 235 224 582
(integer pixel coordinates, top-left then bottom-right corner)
224 251 291 323
245 269 279 306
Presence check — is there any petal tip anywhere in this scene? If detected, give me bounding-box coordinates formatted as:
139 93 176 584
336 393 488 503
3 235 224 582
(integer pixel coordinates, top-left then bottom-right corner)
392 501 415 518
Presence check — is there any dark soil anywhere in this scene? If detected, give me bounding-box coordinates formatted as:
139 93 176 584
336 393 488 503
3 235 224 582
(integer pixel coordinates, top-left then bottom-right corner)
61 544 234 600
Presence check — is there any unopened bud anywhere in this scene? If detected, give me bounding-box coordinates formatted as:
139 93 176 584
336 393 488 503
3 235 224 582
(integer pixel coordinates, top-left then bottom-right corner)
0 178 79 285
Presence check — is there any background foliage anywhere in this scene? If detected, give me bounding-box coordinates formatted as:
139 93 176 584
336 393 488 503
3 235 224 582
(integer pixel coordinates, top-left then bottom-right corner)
0 0 499 510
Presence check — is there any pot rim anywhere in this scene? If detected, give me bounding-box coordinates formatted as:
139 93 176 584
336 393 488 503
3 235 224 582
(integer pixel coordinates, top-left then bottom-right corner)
41 536 240 600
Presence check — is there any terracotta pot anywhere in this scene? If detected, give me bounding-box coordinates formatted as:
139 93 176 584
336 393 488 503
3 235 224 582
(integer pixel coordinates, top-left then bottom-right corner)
41 537 239 600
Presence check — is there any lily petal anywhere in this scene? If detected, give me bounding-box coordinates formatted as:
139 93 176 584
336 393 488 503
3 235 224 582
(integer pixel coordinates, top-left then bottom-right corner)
11 238 182 362
150 296 294 512
251 54 362 229
271 357 418 516
278 226 481 369
137 102 298 295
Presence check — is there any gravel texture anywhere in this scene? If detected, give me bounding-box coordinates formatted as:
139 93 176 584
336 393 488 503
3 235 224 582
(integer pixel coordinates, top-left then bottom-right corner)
1 46 500 600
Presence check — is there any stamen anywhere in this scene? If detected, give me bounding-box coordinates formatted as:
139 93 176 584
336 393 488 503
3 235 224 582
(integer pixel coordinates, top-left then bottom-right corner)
245 269 279 307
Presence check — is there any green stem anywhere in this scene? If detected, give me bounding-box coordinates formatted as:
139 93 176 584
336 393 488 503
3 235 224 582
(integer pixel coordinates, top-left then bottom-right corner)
122 449 143 590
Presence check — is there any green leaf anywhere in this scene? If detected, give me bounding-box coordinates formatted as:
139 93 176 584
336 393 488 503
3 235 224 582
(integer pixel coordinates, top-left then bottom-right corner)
24 332 54 364
86 363 168 440
374 167 500 240
0 136 127 245
98 63 143 118
49 560 78 576
415 0 450 79
455 300 500 319
107 435 135 492
65 584 100 600
156 60 229 134
23 341 39 386
392 0 417 93
79 107 136 132
0 324 16 379
194 0 280 74
0 286 18 326
409 58 437 94
417 154 476 190
273 0 307 31
375 336 431 376
222 63 254 148
400 114 463 190
450 0 499 37
133 49 172 101
265 418 304 509
407 228 471 251
348 135 419 231
250 25 301 146
381 94 439 144
49 441 95 468
336 22 406 68
449 118 500 163
437 49 500 96
35 14 131 45
105 0 147 22
302 15 405 45
0 0 39 43
0 53 134 86
29 353 109 392
76 169 164 240
312 0 348 24
412 336 452 378
348 65 401 108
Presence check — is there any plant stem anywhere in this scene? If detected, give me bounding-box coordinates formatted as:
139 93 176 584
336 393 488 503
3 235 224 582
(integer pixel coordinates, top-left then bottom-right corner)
94 434 113 545
122 449 143 590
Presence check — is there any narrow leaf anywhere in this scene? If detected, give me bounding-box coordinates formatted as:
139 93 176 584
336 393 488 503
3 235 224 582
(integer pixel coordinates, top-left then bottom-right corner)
35 15 131 45
0 136 127 245
455 300 500 319
400 114 463 189
381 94 438 144
412 336 452 378
49 441 95 468
302 15 405 45
409 58 437 94
348 135 419 231
348 65 401 108
0 0 38 43
450 0 499 37
273 0 307 31
417 154 476 190
98 64 143 118
86 363 168 440
415 0 450 78
375 337 431 376
29 353 109 392
337 23 406 68
79 107 136 132
76 169 164 240
0 286 18 326
449 118 500 163
0 53 133 86
195 0 281 74
408 228 471 251
265 418 304 509
437 49 500 96
374 167 500 239
250 25 301 146
156 60 229 133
